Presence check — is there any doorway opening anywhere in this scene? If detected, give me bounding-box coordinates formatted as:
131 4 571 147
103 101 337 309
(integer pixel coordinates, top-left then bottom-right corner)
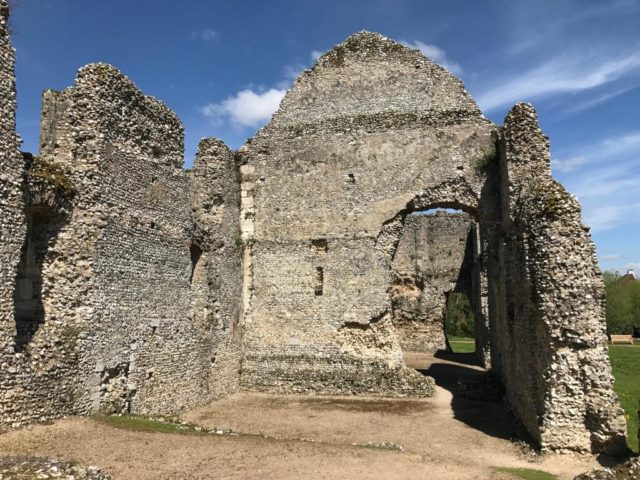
389 208 479 356
13 209 61 352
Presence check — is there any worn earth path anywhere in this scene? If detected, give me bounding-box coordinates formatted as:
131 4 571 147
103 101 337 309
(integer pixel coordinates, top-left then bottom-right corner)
0 353 600 479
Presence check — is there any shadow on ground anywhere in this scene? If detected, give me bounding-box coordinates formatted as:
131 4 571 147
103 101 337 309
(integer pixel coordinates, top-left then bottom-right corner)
417 352 516 442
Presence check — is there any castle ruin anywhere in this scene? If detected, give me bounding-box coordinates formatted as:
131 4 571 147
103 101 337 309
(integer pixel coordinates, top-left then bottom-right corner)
0 1 628 454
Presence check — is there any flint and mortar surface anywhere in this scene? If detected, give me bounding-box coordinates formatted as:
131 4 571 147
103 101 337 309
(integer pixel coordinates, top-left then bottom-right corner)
0 13 628 455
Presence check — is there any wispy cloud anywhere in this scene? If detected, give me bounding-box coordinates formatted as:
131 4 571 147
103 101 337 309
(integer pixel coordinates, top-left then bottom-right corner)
200 88 286 128
508 0 636 55
564 85 638 114
191 28 218 42
600 254 620 261
476 50 640 112
555 130 640 232
551 155 587 173
400 40 462 75
587 203 640 232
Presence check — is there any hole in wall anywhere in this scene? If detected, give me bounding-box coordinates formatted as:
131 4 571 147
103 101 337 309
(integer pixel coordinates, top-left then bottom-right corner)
346 173 356 184
311 238 328 254
314 267 324 296
444 291 475 353
189 242 203 284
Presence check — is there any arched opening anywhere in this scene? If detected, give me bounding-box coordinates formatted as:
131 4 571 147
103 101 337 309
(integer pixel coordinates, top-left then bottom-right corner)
389 208 480 357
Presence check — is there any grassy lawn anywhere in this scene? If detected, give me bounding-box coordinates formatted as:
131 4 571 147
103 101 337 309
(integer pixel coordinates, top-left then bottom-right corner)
494 467 556 480
94 415 204 435
448 336 475 353
608 342 640 453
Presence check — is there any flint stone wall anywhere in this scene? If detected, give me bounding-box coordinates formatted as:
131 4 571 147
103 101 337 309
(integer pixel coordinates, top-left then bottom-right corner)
189 138 243 400
238 32 497 396
494 103 627 454
0 61 242 428
390 212 475 353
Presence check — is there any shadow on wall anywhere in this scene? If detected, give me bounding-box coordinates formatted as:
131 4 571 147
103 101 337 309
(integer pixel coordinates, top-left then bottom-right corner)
13 208 65 352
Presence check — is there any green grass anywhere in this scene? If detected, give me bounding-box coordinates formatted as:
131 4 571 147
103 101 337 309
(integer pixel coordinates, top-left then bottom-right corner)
608 342 640 453
494 467 556 480
447 339 639 452
449 336 476 353
94 415 204 435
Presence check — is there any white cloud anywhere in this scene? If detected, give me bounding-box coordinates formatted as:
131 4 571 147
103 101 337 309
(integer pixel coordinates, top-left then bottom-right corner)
586 203 640 232
554 130 640 176
283 64 304 81
476 51 640 112
601 254 620 261
191 28 218 42
624 262 640 272
400 40 463 75
551 155 587 173
200 88 286 127
201 49 325 128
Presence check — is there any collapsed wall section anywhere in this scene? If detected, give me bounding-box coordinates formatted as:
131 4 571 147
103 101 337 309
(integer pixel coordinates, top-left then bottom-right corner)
390 212 475 353
495 103 627 453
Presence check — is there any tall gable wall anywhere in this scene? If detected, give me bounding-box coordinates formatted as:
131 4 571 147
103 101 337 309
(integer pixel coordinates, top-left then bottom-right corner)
238 32 496 396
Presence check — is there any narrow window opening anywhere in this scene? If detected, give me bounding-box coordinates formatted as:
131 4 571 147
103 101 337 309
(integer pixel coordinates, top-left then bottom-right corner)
189 242 203 284
314 267 324 296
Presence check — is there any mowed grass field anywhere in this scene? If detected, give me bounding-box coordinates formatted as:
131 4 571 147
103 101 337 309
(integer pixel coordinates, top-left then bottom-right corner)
448 336 476 353
609 342 640 452
448 337 640 452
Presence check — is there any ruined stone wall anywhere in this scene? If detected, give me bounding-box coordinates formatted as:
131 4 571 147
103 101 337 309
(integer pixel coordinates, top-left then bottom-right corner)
495 103 627 453
0 2 77 430
0 0 24 358
0 58 242 429
190 139 243 400
239 32 497 396
390 212 475 353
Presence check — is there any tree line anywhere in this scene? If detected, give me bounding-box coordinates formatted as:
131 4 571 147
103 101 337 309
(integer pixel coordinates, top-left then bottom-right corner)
603 271 640 337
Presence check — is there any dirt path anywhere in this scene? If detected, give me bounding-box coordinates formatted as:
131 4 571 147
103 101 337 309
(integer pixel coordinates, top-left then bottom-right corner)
0 353 600 479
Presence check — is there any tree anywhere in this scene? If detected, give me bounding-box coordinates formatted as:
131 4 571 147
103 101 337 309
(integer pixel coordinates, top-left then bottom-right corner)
444 292 475 338
605 272 640 335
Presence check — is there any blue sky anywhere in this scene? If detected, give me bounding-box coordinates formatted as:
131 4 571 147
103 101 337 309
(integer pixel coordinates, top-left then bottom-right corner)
8 0 640 273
